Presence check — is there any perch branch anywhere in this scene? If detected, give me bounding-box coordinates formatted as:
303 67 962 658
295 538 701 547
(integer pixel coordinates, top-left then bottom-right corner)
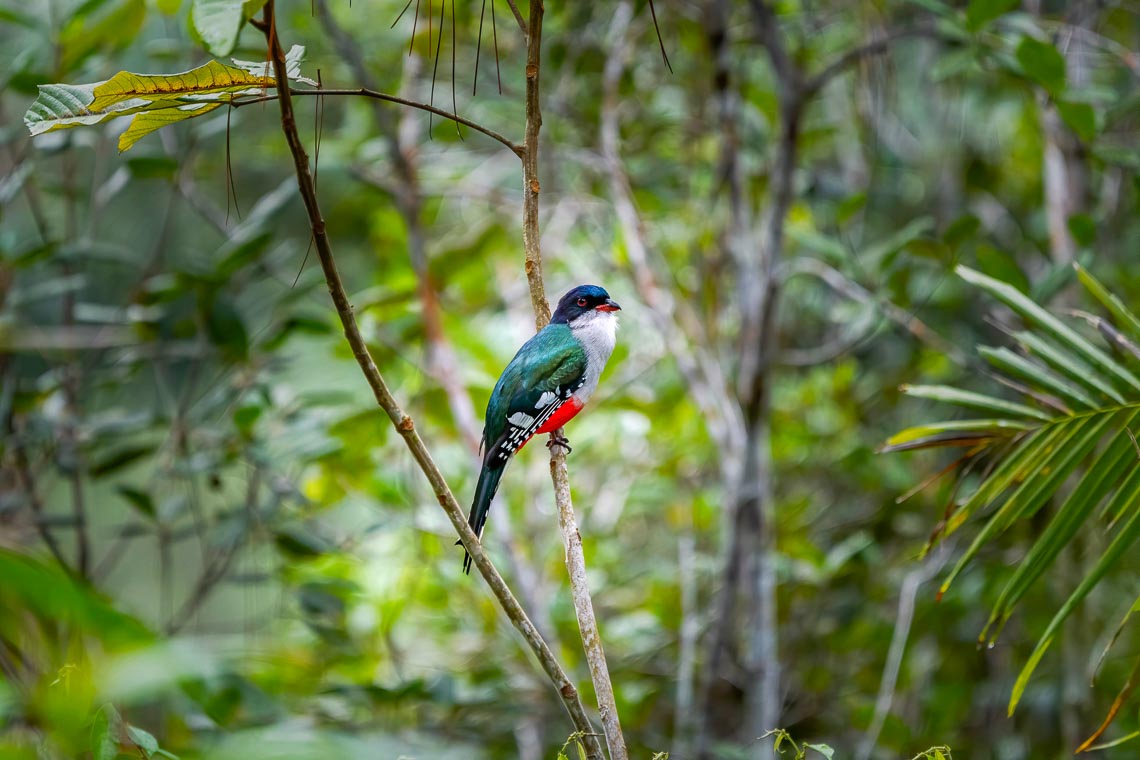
257 2 599 749
520 2 627 758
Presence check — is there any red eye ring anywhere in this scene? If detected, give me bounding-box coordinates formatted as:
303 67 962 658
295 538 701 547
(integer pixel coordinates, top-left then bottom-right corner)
577 297 588 307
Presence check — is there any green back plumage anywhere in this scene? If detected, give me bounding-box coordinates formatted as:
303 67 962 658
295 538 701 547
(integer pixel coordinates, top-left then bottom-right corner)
482 323 587 456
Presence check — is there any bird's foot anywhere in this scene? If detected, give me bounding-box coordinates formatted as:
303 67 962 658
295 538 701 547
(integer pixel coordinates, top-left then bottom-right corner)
546 433 572 455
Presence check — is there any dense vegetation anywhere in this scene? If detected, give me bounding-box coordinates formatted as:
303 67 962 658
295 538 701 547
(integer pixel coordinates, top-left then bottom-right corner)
2 0 1140 758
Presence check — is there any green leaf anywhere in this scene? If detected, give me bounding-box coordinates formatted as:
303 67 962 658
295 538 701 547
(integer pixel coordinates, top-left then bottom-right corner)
1066 213 1096 247
1075 263 1140 346
976 245 1028 294
939 412 1115 596
1057 100 1096 141
205 297 249 361
978 346 1093 410
900 384 1054 422
966 0 1018 30
116 485 155 519
1011 330 1125 403
940 426 1051 537
190 0 250 56
960 266 1140 393
944 214 980 247
91 704 121 760
1009 465 1140 714
91 444 154 477
24 46 313 152
126 725 159 758
1015 35 1066 93
805 743 835 759
881 418 1031 453
982 414 1140 641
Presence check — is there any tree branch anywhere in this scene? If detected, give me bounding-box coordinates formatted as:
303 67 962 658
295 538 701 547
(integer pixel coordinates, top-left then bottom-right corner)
520 2 626 758
505 0 528 39
777 257 967 364
232 88 524 157
257 1 599 747
804 27 938 98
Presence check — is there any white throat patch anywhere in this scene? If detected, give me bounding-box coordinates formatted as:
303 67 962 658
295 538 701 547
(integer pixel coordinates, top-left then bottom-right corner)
569 309 618 404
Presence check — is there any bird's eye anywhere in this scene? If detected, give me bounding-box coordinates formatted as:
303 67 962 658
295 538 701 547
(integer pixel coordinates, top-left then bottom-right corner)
577 297 588 307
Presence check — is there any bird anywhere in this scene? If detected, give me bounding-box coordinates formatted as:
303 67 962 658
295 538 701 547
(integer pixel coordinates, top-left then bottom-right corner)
461 284 622 574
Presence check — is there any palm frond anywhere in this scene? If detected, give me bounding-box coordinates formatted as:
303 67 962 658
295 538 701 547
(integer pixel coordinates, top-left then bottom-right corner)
887 264 1140 736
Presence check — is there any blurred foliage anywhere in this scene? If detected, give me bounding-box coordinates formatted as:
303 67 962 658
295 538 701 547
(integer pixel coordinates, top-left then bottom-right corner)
1 0 1140 758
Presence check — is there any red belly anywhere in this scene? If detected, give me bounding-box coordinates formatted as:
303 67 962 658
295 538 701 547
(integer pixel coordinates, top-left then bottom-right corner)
534 398 585 436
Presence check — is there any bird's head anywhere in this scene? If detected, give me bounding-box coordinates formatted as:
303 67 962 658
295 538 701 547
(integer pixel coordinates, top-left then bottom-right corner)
550 285 621 326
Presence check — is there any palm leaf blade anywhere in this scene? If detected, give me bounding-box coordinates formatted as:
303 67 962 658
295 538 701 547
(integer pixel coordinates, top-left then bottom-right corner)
958 265 1140 392
982 413 1140 641
1075 263 1140 345
900 384 1054 422
979 346 1097 410
939 413 1115 597
1009 467 1140 715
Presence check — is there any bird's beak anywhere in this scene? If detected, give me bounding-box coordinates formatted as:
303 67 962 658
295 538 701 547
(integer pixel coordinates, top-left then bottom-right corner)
596 298 621 312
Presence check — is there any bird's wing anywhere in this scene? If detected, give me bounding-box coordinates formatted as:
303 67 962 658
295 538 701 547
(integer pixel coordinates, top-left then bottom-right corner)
483 325 587 465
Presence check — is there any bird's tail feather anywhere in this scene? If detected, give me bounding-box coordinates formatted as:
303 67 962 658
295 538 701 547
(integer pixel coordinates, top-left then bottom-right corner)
461 464 505 575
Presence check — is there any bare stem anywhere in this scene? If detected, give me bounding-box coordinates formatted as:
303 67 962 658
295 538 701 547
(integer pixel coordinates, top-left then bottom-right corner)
257 1 598 746
521 2 627 758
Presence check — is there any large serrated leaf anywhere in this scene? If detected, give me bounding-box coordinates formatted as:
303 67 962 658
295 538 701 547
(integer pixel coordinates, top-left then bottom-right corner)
190 0 265 57
24 45 311 152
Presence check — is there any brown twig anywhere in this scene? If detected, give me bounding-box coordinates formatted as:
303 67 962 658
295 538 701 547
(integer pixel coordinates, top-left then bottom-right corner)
504 0 527 39
520 2 627 758
232 88 523 157
7 416 71 572
256 1 600 748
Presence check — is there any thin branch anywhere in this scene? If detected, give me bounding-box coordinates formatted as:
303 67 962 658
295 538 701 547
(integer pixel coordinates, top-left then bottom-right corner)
856 546 949 760
256 1 599 748
804 27 938 98
232 88 524 157
521 1 627 757
504 0 527 39
777 257 967 365
7 417 72 572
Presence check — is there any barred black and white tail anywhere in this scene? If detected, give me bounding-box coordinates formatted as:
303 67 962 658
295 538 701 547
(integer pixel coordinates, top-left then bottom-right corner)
461 464 506 574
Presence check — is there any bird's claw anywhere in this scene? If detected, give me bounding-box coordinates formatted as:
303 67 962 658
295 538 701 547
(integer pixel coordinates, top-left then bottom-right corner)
546 433 572 455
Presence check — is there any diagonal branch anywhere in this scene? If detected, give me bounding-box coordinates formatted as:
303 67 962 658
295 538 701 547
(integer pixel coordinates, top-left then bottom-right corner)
803 26 939 98
257 1 598 745
505 0 528 39
520 2 626 758
232 88 524 157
